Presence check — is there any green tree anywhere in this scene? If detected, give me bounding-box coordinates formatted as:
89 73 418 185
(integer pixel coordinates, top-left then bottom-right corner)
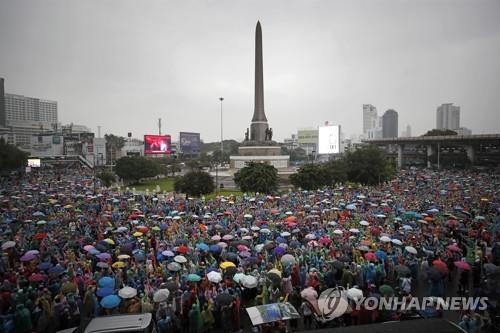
97 171 116 187
344 145 396 185
422 129 457 136
185 159 202 171
234 162 278 194
322 159 348 185
289 164 326 190
104 134 126 164
174 171 214 196
0 138 29 173
115 156 161 184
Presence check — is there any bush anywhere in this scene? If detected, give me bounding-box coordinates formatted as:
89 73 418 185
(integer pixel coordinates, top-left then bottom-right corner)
174 171 214 196
234 162 278 194
0 138 28 172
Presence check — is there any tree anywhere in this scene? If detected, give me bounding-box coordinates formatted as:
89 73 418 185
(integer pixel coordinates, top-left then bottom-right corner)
185 159 202 171
289 164 326 190
105 134 126 164
281 147 308 162
115 156 161 184
174 171 214 196
234 162 278 194
322 159 348 185
422 129 457 137
0 138 28 173
97 171 116 187
344 145 396 185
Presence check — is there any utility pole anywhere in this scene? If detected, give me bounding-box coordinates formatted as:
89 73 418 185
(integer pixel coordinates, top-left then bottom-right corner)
158 118 162 136
219 97 224 154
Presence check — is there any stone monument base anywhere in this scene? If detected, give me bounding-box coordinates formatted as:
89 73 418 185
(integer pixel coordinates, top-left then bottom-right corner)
230 146 290 169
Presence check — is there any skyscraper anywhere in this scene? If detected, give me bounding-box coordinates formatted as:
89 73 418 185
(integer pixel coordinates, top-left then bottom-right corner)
363 104 382 139
382 109 398 138
436 103 460 130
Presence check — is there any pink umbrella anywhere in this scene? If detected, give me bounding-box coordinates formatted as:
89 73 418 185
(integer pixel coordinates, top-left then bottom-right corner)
319 237 332 246
308 240 319 247
364 252 377 262
211 235 221 241
222 234 234 241
447 244 461 252
237 245 249 252
83 245 95 252
97 253 112 261
454 261 471 270
29 273 45 282
300 287 318 302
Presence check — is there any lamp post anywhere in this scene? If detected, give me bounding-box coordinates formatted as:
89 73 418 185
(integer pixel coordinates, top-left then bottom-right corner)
219 97 224 155
311 150 316 165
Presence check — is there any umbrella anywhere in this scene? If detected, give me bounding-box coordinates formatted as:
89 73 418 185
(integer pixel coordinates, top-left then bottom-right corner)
220 261 236 270
300 287 318 302
405 246 417 254
61 282 77 295
37 262 52 270
267 268 282 284
20 253 37 262
83 245 95 252
209 245 222 254
395 265 411 277
167 262 181 272
380 236 391 243
97 253 112 261
274 247 286 255
153 289 170 302
187 274 202 282
174 255 187 264
432 260 449 275
161 250 175 257
241 275 258 288
96 287 115 297
281 254 296 265
177 245 189 254
391 239 403 246
48 265 65 275
118 286 137 299
96 262 109 269
207 271 223 283
333 229 343 235
100 295 121 309
379 284 394 296
117 254 131 260
454 261 471 270
484 263 499 275
98 276 116 289
233 273 246 283
216 293 234 306
447 244 461 252
374 250 387 261
196 243 209 252
364 252 377 262
359 220 369 226
347 287 363 301
1 241 15 250
112 262 126 268
349 228 360 234
427 267 442 281
103 238 115 245
29 273 45 282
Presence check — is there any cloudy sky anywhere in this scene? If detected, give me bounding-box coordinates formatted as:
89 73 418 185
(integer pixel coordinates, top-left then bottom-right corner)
1 0 499 142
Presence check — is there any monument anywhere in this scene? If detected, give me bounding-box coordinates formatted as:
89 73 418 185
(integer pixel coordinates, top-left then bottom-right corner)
230 21 290 170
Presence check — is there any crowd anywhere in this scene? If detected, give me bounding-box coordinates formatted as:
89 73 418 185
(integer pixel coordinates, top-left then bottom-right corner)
0 166 499 333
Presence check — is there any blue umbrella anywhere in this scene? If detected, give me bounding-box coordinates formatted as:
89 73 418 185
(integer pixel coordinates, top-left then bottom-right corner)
276 237 286 244
37 262 52 270
98 276 115 289
196 243 209 252
89 248 101 255
33 211 45 217
48 265 65 275
96 287 115 297
100 294 121 308
375 250 388 261
209 245 221 253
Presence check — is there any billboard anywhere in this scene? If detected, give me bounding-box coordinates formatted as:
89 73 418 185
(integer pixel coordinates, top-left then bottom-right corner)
27 159 41 168
179 132 201 154
144 135 171 154
318 125 340 154
297 129 318 145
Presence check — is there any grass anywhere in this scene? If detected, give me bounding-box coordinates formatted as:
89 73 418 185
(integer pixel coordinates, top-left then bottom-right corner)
204 190 244 200
131 177 175 192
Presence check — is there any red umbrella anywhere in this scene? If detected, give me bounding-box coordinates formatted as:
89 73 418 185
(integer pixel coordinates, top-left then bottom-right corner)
447 220 458 228
34 233 48 240
364 252 377 262
319 237 332 246
432 259 449 275
286 216 297 223
29 273 45 282
136 226 149 233
454 261 471 270
370 227 381 236
177 245 189 254
447 244 461 252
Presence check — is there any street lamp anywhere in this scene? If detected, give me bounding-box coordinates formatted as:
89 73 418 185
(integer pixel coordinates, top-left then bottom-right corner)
219 97 224 155
311 150 316 165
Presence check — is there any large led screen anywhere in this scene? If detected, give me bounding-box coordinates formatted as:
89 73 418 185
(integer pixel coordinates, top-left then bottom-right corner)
144 135 171 154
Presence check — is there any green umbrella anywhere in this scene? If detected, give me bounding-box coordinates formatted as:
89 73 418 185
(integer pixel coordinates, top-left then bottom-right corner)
187 274 201 282
379 284 394 296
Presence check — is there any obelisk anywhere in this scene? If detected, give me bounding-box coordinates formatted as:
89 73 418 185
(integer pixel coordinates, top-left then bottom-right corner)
250 21 269 142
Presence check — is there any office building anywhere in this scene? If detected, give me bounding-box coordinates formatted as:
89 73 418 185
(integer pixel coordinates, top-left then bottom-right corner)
363 104 382 139
436 103 460 130
382 109 398 138
297 128 318 155
401 125 412 137
455 127 472 136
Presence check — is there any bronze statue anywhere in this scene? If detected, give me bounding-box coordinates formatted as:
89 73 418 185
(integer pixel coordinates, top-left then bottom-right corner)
245 128 249 141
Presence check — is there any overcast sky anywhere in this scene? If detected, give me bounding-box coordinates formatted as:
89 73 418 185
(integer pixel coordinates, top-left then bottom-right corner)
1 0 499 142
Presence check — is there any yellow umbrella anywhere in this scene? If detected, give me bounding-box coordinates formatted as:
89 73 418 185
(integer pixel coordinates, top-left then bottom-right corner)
133 231 143 237
112 262 126 268
103 238 115 245
64 204 73 209
220 261 236 269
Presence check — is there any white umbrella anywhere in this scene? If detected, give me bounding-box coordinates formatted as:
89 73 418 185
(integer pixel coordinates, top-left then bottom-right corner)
305 233 316 240
280 231 291 237
207 271 222 283
405 246 417 254
349 228 360 233
118 286 137 299
174 255 187 263
347 287 363 301
244 214 253 219
241 275 258 288
239 228 249 234
233 273 246 283
153 289 170 303
359 220 369 226
251 226 260 231
380 236 391 243
255 244 265 253
391 239 403 246
117 254 131 260
1 241 16 250
281 254 296 265
285 211 293 215
333 229 343 235
259 228 271 234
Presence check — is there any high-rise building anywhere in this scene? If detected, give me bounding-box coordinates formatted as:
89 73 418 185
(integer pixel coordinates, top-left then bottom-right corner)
401 124 412 137
382 109 398 138
0 78 58 148
363 104 382 139
436 103 460 130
